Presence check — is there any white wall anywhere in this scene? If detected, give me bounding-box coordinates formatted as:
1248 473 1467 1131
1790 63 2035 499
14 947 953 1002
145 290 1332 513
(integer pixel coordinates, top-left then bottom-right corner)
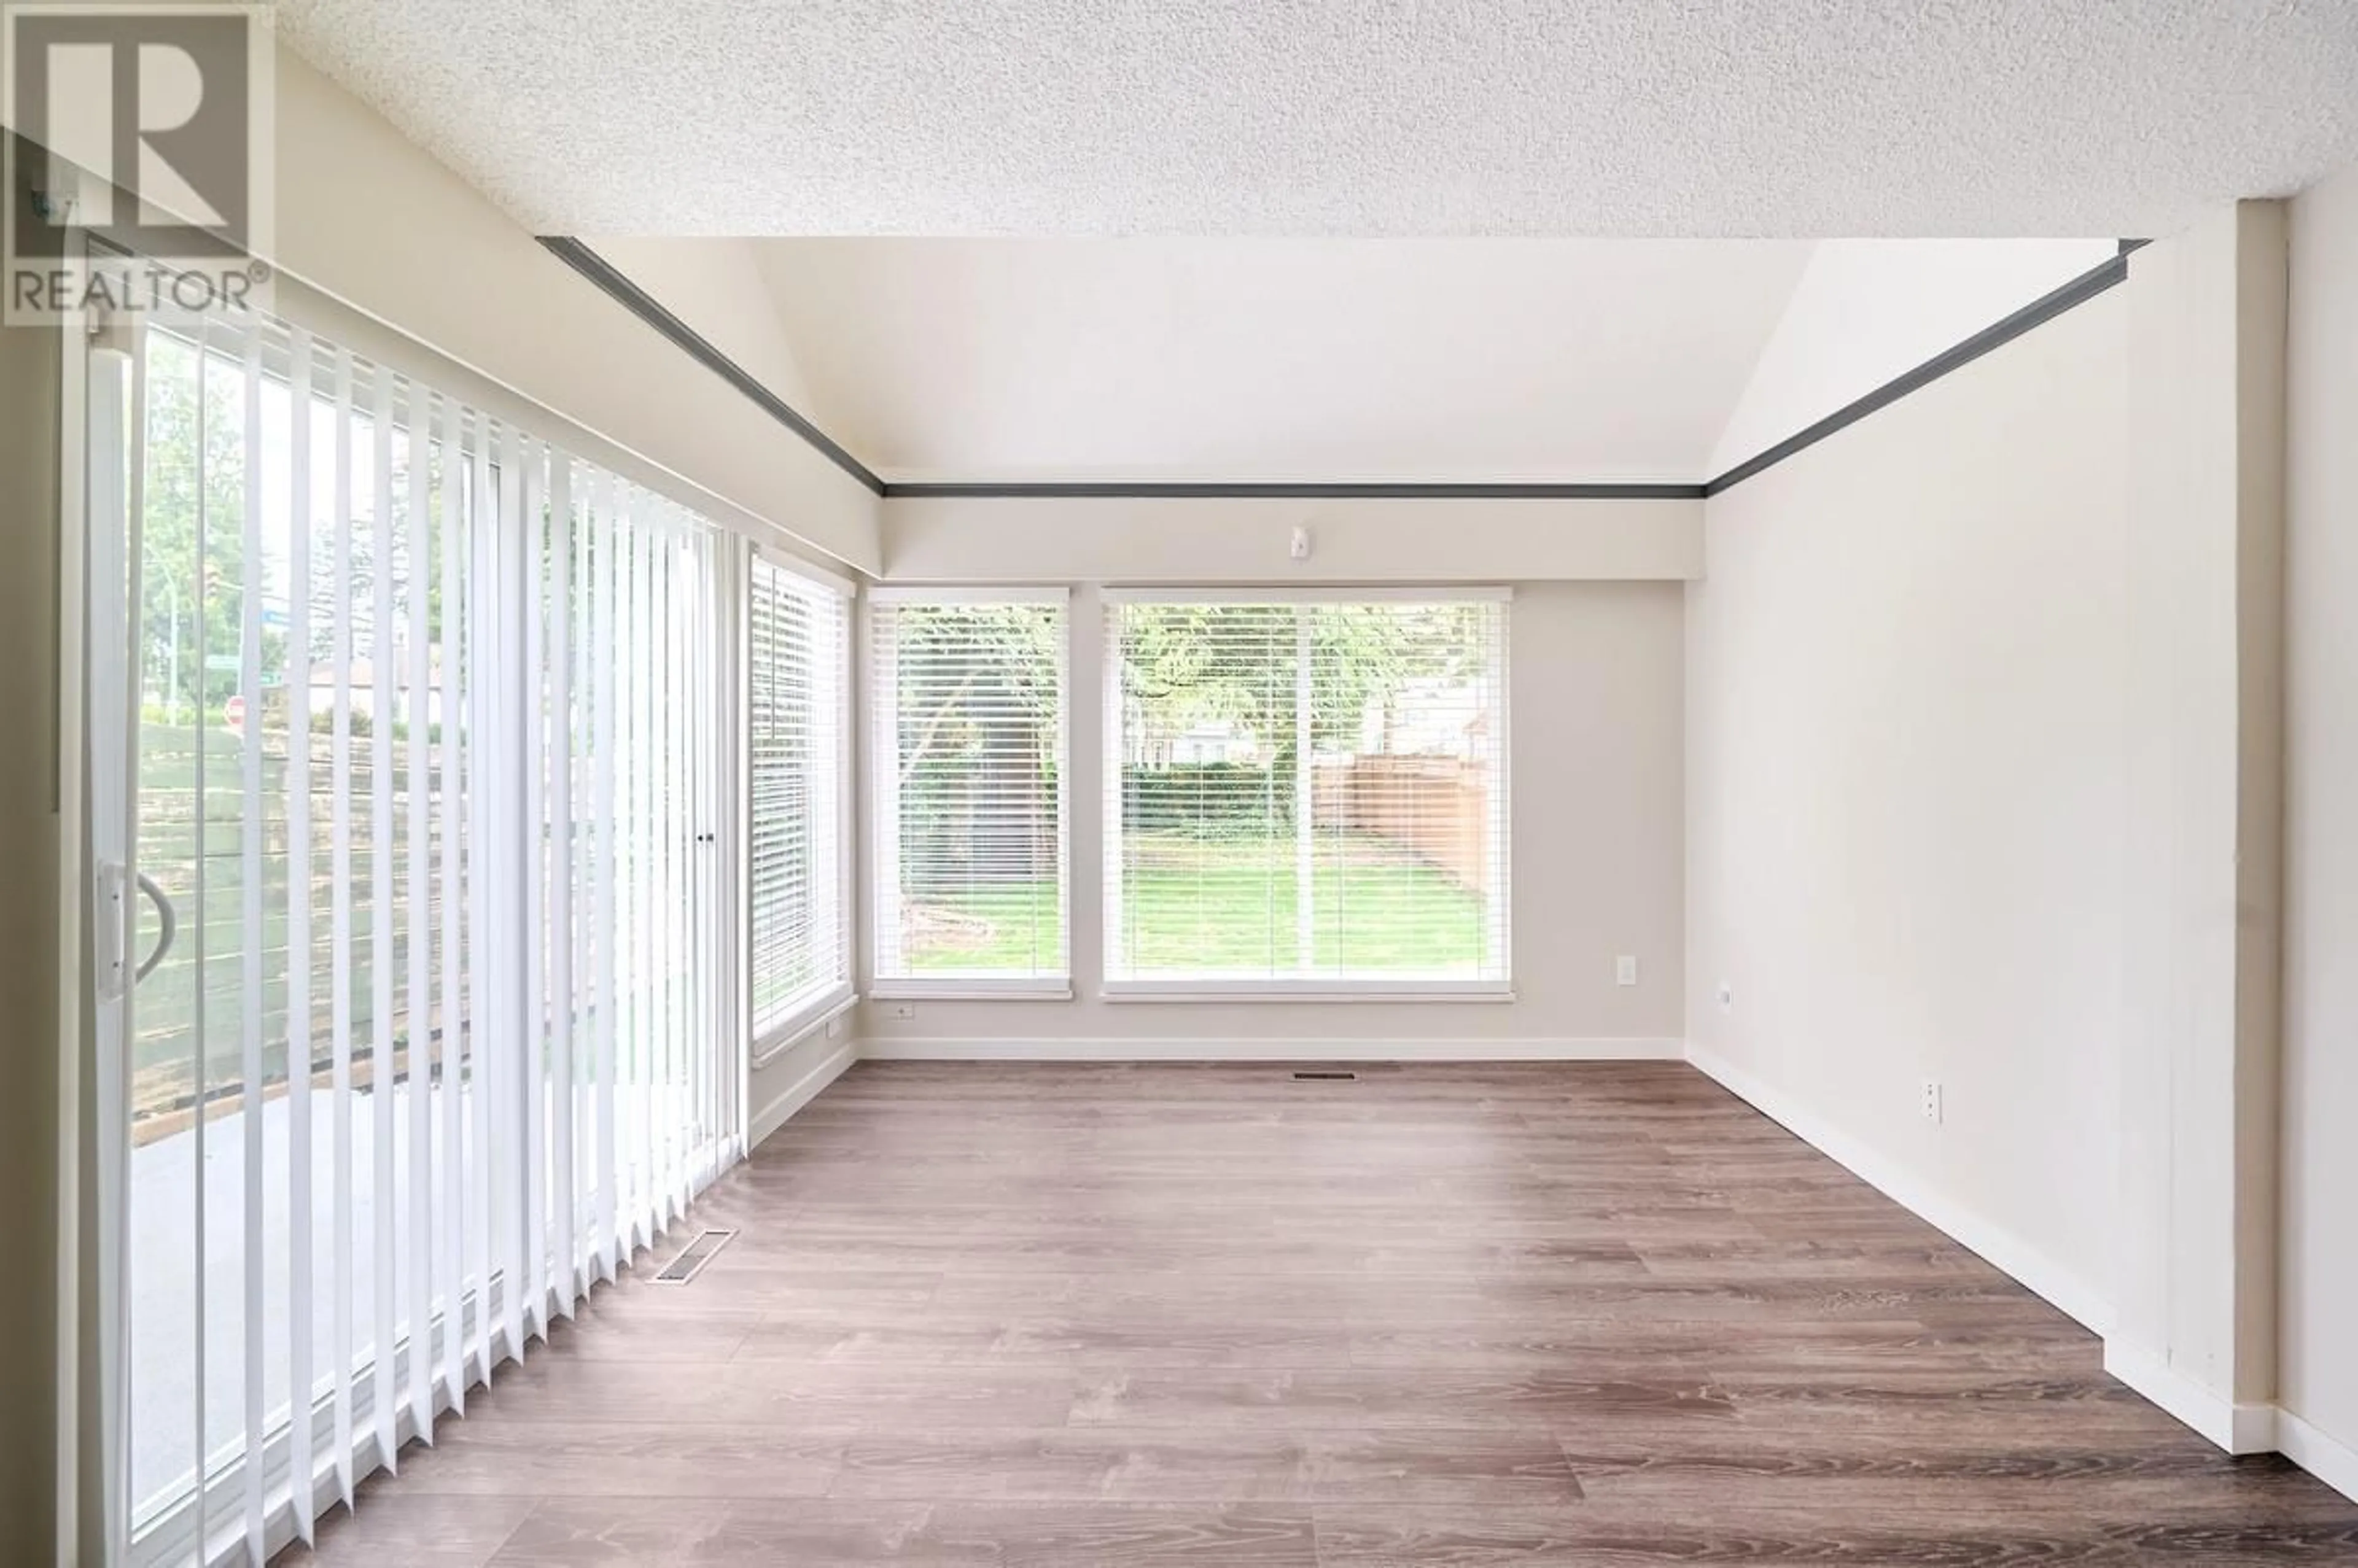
270 50 881 573
2281 160 2358 1488
1710 238 2119 477
1687 287 2130 1328
746 1017 858 1149
858 580 1686 1054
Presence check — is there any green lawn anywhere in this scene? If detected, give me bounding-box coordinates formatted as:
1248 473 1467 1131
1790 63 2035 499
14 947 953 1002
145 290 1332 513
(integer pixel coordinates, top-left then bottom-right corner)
905 831 1490 974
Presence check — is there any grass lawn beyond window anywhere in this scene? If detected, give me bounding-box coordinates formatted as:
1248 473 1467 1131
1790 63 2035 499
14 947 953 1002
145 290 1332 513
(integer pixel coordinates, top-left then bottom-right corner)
904 830 1488 974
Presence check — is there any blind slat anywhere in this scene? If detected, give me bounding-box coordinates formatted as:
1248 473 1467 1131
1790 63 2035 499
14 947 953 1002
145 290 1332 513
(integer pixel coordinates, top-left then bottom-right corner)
283 324 317 1550
548 456 577 1323
404 353 435 1450
327 344 357 1509
237 316 268 1561
435 384 469 1422
868 599 1068 984
368 345 399 1477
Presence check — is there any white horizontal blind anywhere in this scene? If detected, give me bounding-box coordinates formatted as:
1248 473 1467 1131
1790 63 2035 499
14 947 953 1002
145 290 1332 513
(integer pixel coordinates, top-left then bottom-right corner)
109 310 734 1568
868 593 1068 985
1105 594 1511 990
746 553 850 1042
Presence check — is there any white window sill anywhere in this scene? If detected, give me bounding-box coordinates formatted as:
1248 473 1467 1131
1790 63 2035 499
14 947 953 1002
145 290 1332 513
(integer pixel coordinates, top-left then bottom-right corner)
750 986 858 1069
1099 983 1516 1004
866 981 1076 1003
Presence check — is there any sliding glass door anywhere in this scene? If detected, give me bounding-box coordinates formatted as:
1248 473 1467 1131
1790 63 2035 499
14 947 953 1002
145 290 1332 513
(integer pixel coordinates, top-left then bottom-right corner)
88 303 739 1566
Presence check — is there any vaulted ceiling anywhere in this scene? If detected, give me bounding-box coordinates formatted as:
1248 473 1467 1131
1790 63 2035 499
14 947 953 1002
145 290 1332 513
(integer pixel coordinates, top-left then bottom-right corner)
745 238 1813 483
572 236 2110 484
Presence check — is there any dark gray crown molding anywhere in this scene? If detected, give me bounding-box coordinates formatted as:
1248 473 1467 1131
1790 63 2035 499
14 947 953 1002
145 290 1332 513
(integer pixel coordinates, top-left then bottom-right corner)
544 235 2146 506
885 481 1704 500
539 236 885 495
1703 245 2138 497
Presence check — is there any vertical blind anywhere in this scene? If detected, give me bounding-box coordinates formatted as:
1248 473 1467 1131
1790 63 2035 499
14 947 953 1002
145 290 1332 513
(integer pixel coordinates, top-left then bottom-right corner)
868 591 1068 986
102 309 740 1567
745 551 852 1042
1103 591 1511 991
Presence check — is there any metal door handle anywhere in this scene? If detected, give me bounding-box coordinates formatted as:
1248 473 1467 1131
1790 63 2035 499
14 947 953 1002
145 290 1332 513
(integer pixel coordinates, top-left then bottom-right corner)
133 871 174 982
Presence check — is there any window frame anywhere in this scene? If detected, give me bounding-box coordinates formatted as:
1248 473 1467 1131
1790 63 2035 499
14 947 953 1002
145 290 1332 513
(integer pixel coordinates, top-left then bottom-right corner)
865 584 1073 999
1099 584 1514 1003
744 543 858 1061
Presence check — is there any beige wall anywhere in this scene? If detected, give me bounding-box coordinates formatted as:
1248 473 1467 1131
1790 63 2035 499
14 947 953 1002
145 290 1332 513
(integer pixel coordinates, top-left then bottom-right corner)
747 501 1693 1119
1686 288 2131 1327
2281 160 2358 1477
882 494 1701 583
588 236 831 416
857 580 1686 1054
271 50 881 573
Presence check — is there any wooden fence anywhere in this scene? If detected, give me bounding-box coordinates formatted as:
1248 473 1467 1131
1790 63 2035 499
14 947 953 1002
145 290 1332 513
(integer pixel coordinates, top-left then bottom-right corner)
1312 756 1492 894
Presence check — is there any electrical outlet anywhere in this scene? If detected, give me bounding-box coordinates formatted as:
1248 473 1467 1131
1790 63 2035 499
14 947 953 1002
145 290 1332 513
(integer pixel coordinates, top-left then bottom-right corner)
1615 955 1639 987
887 1001 917 1021
824 1013 845 1040
1920 1079 1944 1125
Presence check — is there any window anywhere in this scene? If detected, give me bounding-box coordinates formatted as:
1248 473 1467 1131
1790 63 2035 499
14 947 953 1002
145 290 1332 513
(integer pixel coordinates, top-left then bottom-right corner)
745 550 852 1044
868 589 1068 991
1104 590 1510 995
99 308 739 1566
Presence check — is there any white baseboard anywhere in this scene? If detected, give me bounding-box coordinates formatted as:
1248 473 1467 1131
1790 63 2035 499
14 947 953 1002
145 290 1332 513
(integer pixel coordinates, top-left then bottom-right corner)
854 1036 1688 1063
2101 1338 2279 1454
1676 1045 2358 1489
747 1038 856 1149
1683 1043 2113 1337
2276 1407 2358 1504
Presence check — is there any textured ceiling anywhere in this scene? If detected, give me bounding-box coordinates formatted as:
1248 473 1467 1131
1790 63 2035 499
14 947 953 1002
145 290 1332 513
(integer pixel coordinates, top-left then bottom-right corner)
277 1 2358 236
737 238 1814 481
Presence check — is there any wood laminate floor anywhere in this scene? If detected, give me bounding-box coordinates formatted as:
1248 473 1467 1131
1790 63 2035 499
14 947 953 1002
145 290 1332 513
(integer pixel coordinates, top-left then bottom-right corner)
277 1062 2358 1565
